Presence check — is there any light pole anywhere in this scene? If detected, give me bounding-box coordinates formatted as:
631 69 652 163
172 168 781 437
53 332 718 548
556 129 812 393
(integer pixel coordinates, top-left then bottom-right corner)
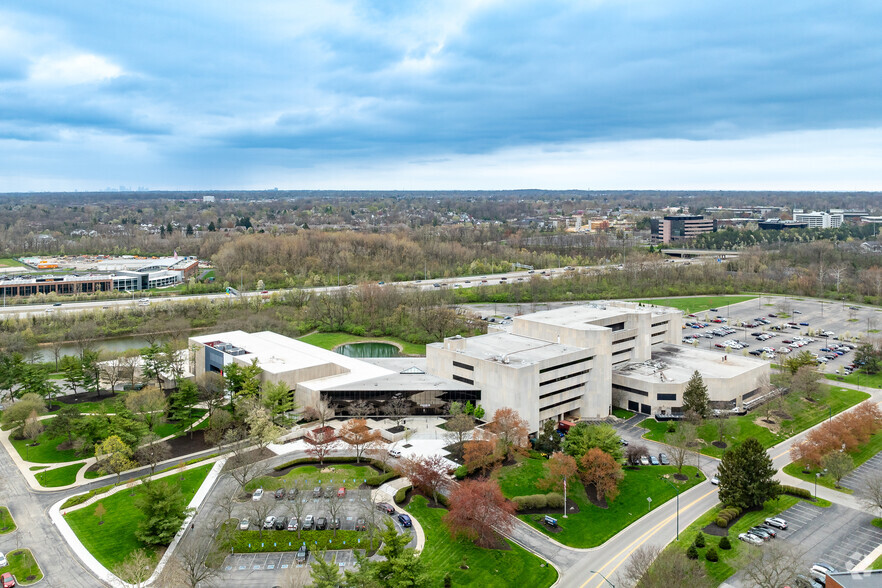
815 472 820 499
590 570 615 588
662 477 680 540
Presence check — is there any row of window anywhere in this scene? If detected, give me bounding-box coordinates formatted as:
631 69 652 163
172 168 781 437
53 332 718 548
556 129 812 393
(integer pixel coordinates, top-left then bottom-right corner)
539 381 584 401
614 384 677 402
651 321 668 327
538 356 593 374
540 395 581 414
613 335 636 344
452 360 474 371
539 368 590 387
452 374 474 385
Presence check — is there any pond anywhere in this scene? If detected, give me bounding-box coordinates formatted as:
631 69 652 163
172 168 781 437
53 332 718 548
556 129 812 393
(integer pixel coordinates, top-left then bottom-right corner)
335 342 399 358
35 335 163 363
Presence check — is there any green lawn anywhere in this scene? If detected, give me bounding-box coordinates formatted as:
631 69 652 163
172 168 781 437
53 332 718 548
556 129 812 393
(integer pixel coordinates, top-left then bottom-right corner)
783 431 882 493
2 548 42 585
10 431 93 463
298 332 426 356
640 386 869 458
663 495 801 584
246 464 374 493
64 463 212 570
612 407 634 419
826 369 882 390
230 529 364 552
406 495 557 587
494 457 704 547
152 409 207 438
630 295 757 315
56 393 127 414
35 462 85 487
0 506 16 534
0 257 26 267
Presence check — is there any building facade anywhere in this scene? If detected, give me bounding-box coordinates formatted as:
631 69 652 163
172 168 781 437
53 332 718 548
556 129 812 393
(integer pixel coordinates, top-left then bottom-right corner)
793 211 844 229
651 215 717 244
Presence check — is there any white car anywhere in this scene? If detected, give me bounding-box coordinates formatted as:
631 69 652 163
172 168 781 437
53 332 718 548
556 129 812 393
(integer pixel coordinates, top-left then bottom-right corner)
263 515 276 529
238 518 250 531
764 517 787 529
739 532 764 545
0 551 6 567
252 488 264 501
389 449 402 458
710 475 719 485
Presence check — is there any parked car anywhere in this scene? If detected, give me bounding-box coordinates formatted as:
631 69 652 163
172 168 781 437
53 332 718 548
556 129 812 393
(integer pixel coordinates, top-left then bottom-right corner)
649 455 660 466
639 455 650 466
287 517 299 531
738 532 764 545
794 575 823 588
337 487 346 498
389 449 402 458
263 516 276 529
764 517 787 529
316 517 328 530
377 502 395 515
302 515 315 530
287 488 299 500
398 514 413 528
252 488 264 501
296 545 309 564
0 572 13 588
274 516 288 530
238 518 251 531
747 527 772 541
811 563 836 576
313 487 322 498
274 488 286 500
755 524 777 537
658 453 670 465
329 518 341 530
355 518 367 531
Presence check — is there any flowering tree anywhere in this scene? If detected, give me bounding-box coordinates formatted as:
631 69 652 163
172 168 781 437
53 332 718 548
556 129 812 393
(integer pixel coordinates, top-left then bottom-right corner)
444 479 515 547
399 454 449 504
339 419 382 463
579 447 624 503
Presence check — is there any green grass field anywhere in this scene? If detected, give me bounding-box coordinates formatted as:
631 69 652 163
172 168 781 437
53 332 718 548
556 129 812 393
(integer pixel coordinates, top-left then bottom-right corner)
826 369 882 390
630 295 757 314
406 495 557 587
230 529 364 552
298 331 426 356
152 409 207 438
639 386 869 458
783 431 882 493
0 506 16 534
35 462 85 487
55 393 128 414
10 431 94 463
64 463 212 570
494 457 704 547
612 407 634 419
2 548 42 585
246 464 375 493
0 258 26 267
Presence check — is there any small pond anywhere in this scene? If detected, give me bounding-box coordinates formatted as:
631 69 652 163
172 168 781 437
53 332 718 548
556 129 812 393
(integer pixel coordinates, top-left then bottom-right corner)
335 342 399 358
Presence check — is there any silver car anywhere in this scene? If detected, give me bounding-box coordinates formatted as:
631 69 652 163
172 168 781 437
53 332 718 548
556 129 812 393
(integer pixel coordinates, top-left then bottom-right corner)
238 518 250 531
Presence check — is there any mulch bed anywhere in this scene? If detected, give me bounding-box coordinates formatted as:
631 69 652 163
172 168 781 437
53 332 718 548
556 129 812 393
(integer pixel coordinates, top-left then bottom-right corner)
58 391 120 405
583 484 609 509
269 461 383 478
220 447 275 472
166 429 214 459
516 498 581 517
712 441 728 449
673 473 689 481
702 506 762 536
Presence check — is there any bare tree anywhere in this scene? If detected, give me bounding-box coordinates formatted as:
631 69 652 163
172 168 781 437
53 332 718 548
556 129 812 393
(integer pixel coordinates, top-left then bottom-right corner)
250 499 274 540
358 489 384 550
348 400 373 418
326 492 345 539
196 372 226 417
113 549 155 587
225 428 265 491
738 541 807 588
625 443 650 467
99 353 124 395
290 488 309 540
860 473 882 514
211 483 239 524
668 423 696 473
161 538 220 588
135 433 172 476
444 412 475 448
382 396 410 427
618 544 712 588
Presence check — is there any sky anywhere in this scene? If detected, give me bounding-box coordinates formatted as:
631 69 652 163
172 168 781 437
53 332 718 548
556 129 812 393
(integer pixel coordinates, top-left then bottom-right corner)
1 1 881 192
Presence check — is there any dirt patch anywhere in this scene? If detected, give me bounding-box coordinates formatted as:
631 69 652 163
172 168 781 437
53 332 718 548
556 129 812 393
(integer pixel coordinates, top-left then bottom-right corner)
58 391 120 405
166 430 214 459
583 483 609 509
673 473 689 481
516 498 581 517
221 447 274 472
712 440 728 449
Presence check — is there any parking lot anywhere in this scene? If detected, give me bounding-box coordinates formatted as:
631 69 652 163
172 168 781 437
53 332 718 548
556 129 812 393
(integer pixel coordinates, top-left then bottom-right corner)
681 295 880 375
221 549 363 587
840 450 882 492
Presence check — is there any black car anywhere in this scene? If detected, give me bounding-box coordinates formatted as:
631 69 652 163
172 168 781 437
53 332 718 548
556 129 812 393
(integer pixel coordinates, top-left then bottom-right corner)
329 518 340 530
274 516 288 530
377 502 395 515
316 517 328 530
287 488 299 500
355 518 367 531
274 488 286 500
296 545 309 564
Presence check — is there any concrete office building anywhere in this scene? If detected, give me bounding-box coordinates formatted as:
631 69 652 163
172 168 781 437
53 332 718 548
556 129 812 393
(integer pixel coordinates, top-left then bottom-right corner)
793 211 844 229
651 215 717 244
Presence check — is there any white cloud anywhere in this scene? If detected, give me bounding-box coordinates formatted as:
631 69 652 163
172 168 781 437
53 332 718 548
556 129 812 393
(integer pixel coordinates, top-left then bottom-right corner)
29 53 122 85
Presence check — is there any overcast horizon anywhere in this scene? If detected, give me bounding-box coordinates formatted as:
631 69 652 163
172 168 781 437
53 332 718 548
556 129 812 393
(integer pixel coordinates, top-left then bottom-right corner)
2 1 881 192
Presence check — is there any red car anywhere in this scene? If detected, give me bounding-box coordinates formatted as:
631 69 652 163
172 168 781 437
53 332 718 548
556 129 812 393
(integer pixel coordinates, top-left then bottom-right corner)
337 487 346 498
1 572 15 588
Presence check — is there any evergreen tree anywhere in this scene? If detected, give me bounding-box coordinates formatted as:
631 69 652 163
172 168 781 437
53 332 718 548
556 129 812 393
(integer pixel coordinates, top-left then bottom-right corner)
135 480 191 545
207 221 216 232
717 437 780 510
682 370 710 420
185 223 194 236
309 550 343 587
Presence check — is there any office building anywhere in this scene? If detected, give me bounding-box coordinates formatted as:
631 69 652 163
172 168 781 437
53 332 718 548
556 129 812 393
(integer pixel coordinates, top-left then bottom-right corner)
793 211 844 229
651 215 717 244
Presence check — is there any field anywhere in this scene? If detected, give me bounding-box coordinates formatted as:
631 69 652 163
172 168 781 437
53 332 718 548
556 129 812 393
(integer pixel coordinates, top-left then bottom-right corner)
64 464 212 570
10 431 93 463
494 457 704 547
630 295 757 314
783 431 882 493
406 495 557 587
2 549 42 585
0 258 26 267
246 464 377 493
34 462 85 487
298 331 426 356
639 386 869 458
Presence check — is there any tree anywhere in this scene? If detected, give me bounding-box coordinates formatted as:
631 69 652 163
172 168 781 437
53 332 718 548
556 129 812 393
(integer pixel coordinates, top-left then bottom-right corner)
305 426 340 465
713 415 737 445
339 419 381 463
821 451 854 488
1 393 46 435
399 454 449 504
444 479 515 548
682 371 710 420
260 380 295 425
223 359 261 410
364 520 428 587
625 443 650 467
243 399 283 453
45 405 82 446
168 379 200 422
539 451 578 516
225 428 265 490
22 410 44 445
63 359 86 398
342 552 380 588
99 354 124 396
114 549 154 587
619 544 712 588
250 498 274 540
462 429 499 475
135 433 171 476
533 419 562 454
135 480 191 545
737 541 807 588
791 365 823 401
562 422 623 462
204 409 234 447
326 492 345 539
859 473 882 513
162 536 220 588
856 343 882 375
783 350 820 375
667 424 696 473
125 386 167 432
140 343 167 389
444 412 475 449
717 437 780 509
309 550 344 587
487 407 529 460
95 435 137 485
580 447 624 503
19 364 60 405
196 372 226 416
383 396 410 426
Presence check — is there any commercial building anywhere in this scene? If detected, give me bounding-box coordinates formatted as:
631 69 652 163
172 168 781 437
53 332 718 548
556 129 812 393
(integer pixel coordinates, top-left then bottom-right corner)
793 211 844 229
758 219 810 230
650 215 717 244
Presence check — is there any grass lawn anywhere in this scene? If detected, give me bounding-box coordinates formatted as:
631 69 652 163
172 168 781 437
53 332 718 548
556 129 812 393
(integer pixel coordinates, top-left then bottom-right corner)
783 431 882 493
639 386 869 458
630 295 757 315
230 529 364 552
0 506 16 534
2 548 42 585
57 393 127 414
826 369 882 390
407 495 557 587
298 331 426 356
35 462 85 487
64 463 212 571
10 431 94 463
494 457 704 547
663 495 802 584
246 464 374 492
612 407 634 419
152 409 207 438
0 257 26 267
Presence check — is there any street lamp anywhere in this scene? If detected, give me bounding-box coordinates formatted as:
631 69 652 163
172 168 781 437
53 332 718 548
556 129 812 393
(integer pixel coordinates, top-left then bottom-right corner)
590 570 615 588
662 477 681 540
815 472 820 499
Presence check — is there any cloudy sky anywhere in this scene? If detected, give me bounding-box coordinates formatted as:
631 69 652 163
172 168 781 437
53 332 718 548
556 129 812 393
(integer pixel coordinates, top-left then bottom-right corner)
2 1 881 191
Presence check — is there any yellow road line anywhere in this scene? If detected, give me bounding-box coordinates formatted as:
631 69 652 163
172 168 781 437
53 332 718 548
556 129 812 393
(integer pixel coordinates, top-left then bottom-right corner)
580 487 719 588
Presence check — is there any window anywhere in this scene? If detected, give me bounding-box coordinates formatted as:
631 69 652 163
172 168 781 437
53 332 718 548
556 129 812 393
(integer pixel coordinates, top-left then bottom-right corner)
540 396 581 413
651 331 667 337
452 374 474 385
652 321 668 327
613 336 636 344
539 382 584 400
612 384 648 397
612 349 631 356
539 356 593 374
452 361 474 371
540 369 590 387
657 393 677 401
609 322 625 332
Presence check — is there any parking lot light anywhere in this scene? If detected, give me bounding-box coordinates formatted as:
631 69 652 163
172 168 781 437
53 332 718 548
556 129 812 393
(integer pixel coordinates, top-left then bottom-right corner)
815 472 820 499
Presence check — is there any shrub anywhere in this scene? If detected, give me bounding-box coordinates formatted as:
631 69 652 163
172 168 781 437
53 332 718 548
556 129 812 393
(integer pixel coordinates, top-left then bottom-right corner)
454 465 468 480
394 485 411 504
444 573 452 588
512 496 527 511
780 484 812 499
366 471 399 487
533 494 547 509
705 547 718 562
546 492 564 508
686 545 699 560
719 536 731 550
694 532 706 548
435 493 450 507
715 517 729 528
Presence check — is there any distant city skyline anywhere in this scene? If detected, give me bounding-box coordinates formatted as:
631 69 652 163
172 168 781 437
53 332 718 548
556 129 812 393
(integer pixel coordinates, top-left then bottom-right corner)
1 1 881 191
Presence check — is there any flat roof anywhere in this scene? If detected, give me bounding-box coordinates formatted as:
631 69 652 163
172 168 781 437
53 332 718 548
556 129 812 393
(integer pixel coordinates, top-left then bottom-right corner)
515 300 677 330
429 332 584 368
614 344 765 384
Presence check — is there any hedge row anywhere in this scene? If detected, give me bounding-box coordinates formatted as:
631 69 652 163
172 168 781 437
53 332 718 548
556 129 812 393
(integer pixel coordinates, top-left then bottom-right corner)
511 493 564 511
60 482 117 510
715 506 742 528
780 485 812 500
230 529 365 552
273 456 392 473
366 471 400 487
